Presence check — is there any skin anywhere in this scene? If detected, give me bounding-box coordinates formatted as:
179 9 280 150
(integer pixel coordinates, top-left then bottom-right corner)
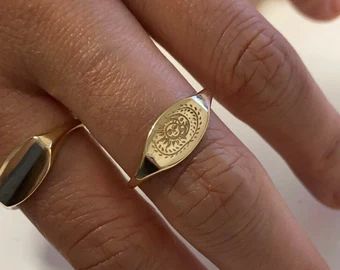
0 0 339 269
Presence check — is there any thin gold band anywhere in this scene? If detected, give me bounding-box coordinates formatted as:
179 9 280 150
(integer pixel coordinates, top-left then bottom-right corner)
0 90 212 203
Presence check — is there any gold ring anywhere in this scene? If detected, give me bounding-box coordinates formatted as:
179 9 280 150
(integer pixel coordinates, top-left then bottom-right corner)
0 120 82 208
130 89 212 187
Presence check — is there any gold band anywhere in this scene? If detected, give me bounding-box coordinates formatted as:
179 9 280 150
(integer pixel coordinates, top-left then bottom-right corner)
130 89 212 187
0 120 82 208
0 91 212 202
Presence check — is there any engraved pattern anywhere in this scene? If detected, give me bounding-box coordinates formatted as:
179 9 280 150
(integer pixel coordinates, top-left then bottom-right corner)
152 103 203 158
134 92 211 183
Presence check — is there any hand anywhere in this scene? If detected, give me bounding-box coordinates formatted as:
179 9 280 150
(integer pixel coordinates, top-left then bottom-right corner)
0 1 339 269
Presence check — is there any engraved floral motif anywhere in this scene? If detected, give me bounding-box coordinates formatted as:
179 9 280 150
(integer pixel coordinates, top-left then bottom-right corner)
135 92 211 182
152 103 203 158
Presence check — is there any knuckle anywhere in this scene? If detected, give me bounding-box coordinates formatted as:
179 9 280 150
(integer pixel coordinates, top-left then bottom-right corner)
42 184 155 270
167 130 265 250
68 220 152 270
212 12 300 116
23 147 158 270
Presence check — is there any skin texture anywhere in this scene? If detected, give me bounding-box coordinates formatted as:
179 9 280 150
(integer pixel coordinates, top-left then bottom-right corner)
0 0 339 269
122 0 340 207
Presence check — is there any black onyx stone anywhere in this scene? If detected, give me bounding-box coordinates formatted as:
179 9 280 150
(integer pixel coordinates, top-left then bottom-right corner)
0 140 49 207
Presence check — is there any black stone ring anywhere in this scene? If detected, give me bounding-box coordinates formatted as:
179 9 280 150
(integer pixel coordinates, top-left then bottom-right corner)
0 120 82 208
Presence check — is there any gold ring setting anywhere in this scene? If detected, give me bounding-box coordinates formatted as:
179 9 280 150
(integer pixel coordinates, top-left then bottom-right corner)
0 90 212 208
130 89 212 187
0 120 82 208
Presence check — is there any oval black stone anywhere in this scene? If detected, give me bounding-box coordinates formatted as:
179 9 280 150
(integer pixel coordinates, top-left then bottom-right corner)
0 140 49 207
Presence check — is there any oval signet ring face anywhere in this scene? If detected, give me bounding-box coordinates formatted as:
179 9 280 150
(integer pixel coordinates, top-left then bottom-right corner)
132 90 212 187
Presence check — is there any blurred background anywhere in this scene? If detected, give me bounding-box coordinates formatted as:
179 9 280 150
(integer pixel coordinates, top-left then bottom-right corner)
1 0 339 269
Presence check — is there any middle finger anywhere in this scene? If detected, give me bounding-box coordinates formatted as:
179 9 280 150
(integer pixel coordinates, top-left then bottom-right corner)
123 0 340 207
7 1 328 269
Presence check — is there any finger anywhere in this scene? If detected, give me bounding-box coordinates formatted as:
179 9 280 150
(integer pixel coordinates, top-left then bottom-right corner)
0 79 203 268
24 131 204 270
122 0 340 208
4 1 329 269
290 0 340 20
248 0 261 6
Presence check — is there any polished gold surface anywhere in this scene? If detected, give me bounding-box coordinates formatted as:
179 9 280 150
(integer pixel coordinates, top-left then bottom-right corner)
0 120 82 208
132 90 212 186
